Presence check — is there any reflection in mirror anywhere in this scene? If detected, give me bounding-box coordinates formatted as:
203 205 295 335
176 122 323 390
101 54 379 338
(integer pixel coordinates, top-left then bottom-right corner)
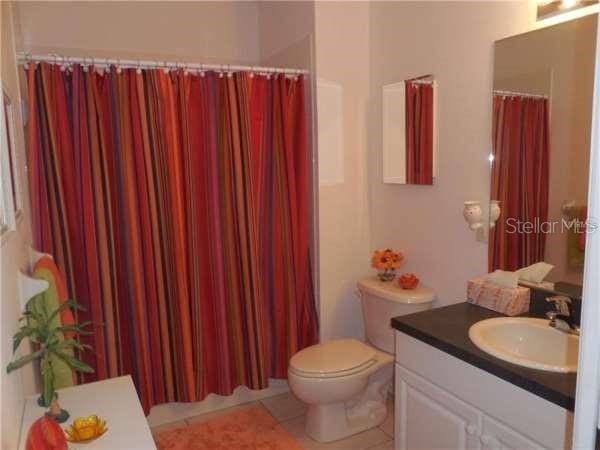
383 75 436 185
489 15 597 288
537 0 598 21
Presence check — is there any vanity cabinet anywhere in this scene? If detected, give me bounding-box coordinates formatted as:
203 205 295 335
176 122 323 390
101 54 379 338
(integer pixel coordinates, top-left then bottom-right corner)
396 366 481 449
480 416 543 450
394 331 573 450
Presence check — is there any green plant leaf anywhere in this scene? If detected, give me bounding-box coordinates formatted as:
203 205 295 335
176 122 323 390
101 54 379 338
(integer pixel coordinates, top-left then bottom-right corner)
12 327 35 353
47 299 86 324
54 324 93 336
50 349 94 373
6 349 44 373
41 357 55 407
53 338 92 352
23 306 45 324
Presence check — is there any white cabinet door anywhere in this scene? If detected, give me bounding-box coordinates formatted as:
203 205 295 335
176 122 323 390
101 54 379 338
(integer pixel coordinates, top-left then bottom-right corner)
396 364 483 450
480 416 545 450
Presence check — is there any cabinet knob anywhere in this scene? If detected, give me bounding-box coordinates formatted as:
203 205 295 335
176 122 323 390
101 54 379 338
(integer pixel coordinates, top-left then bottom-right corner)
465 424 478 435
480 434 500 448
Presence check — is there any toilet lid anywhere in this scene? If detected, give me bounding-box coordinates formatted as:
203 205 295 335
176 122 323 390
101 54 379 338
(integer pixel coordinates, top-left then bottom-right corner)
357 277 436 304
289 339 377 378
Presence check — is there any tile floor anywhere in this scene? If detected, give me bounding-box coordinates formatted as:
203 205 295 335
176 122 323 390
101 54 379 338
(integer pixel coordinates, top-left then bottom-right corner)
151 392 395 450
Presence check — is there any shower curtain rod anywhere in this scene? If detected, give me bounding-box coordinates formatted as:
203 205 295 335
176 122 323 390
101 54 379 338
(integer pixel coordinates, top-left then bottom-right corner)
493 89 548 99
17 52 309 75
406 80 434 85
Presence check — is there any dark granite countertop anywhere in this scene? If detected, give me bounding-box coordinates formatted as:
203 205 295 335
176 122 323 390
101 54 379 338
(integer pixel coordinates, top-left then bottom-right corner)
391 302 576 411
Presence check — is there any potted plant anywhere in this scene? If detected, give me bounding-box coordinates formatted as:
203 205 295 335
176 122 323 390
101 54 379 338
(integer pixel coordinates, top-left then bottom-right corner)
7 298 94 423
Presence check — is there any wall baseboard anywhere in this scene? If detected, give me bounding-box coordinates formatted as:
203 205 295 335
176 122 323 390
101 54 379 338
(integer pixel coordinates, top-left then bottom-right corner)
146 379 290 427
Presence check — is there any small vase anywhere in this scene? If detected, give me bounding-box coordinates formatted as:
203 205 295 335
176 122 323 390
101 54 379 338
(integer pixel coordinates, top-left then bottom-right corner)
377 269 396 282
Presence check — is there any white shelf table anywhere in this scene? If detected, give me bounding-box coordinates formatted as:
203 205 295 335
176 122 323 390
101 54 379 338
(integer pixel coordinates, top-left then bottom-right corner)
18 375 156 450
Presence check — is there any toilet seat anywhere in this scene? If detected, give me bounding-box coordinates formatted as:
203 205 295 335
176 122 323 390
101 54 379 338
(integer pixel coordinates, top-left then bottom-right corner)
289 339 377 379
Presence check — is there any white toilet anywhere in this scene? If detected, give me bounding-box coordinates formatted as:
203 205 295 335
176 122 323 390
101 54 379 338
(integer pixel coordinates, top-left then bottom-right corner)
288 277 435 443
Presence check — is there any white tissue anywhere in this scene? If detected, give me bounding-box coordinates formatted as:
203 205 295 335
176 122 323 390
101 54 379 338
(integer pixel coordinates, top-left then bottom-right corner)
518 279 556 291
484 270 519 288
516 262 554 283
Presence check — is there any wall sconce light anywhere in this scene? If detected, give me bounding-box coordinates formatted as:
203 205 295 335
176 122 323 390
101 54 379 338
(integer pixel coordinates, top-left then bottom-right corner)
463 200 501 242
463 201 484 231
489 200 501 229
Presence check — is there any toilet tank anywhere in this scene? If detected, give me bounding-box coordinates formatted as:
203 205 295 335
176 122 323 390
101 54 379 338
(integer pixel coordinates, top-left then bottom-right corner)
357 277 436 354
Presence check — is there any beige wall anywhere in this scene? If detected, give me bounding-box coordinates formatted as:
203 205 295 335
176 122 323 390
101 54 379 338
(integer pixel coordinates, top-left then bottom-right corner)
14 1 261 64
494 15 597 285
314 2 371 341
1 2 35 449
367 2 533 307
258 1 314 70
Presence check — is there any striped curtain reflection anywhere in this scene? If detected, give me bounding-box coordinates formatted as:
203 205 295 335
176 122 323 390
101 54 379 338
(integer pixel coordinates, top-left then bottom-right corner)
489 94 549 271
405 81 433 185
26 63 318 412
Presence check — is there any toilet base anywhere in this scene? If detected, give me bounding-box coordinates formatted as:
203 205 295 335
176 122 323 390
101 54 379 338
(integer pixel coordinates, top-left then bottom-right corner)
305 400 388 443
304 363 393 443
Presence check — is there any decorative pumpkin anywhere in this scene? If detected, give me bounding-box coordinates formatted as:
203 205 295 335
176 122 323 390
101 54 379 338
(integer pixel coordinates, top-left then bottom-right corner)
399 273 420 290
25 416 67 450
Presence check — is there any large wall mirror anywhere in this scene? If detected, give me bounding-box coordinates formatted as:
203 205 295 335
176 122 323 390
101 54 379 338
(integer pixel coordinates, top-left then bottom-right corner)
489 14 597 290
382 75 437 185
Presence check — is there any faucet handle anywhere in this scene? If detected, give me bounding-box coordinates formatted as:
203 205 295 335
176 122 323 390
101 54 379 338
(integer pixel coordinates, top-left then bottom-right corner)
546 295 572 316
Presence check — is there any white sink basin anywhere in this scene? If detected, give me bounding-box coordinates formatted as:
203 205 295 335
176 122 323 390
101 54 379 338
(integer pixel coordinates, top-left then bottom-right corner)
468 317 579 373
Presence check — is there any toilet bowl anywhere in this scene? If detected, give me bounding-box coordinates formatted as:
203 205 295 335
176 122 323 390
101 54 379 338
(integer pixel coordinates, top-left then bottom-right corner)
289 339 394 442
288 277 435 443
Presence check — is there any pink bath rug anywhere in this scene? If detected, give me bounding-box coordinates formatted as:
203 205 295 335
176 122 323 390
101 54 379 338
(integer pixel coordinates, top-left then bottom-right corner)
154 405 303 450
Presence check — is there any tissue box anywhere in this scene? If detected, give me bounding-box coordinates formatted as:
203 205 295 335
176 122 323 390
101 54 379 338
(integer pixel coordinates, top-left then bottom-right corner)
467 277 530 316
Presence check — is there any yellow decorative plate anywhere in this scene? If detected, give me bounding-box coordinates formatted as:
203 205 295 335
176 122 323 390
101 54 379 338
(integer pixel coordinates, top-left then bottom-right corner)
64 415 108 443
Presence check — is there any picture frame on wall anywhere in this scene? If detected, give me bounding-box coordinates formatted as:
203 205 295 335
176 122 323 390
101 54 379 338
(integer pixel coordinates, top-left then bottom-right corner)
0 85 22 235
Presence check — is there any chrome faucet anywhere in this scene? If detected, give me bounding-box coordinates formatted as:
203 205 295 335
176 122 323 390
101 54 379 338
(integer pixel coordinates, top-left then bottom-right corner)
546 296 579 336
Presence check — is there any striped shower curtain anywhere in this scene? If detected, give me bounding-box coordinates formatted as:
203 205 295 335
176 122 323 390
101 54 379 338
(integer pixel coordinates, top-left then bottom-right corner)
489 95 549 271
26 63 318 412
